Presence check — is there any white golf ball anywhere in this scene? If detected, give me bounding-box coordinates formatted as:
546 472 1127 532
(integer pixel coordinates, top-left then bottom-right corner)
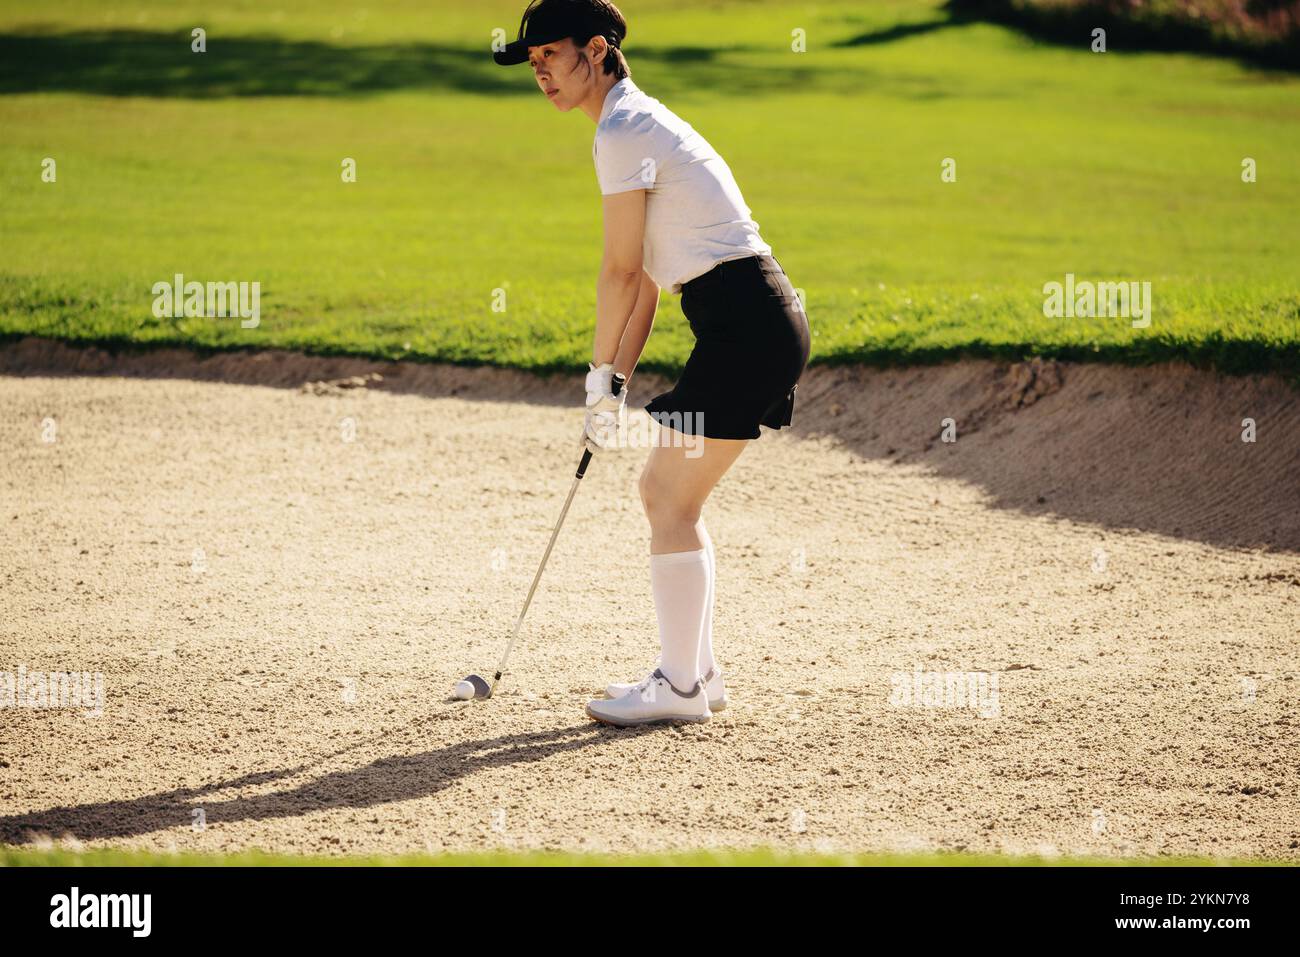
453 679 475 700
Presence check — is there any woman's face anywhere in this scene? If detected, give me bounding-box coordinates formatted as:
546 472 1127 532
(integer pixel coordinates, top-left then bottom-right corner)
527 38 600 112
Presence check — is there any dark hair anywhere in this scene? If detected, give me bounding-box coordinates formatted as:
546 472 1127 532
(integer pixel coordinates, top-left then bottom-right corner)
516 0 630 79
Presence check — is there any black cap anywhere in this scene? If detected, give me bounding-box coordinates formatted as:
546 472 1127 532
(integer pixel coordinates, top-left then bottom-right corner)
493 0 626 66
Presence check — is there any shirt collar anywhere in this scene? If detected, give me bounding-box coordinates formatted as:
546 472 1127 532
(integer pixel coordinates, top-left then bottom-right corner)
598 77 639 125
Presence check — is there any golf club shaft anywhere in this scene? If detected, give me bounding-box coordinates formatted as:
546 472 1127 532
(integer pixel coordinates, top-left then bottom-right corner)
489 459 586 693
488 374 623 695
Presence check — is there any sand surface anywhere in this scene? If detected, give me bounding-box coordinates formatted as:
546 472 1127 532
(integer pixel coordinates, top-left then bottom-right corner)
1 337 1296 859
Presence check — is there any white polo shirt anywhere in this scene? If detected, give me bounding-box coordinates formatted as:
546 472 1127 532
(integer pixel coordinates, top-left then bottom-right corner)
592 77 772 295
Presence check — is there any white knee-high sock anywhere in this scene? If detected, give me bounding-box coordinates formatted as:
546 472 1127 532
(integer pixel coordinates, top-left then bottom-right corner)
696 523 717 678
650 549 711 694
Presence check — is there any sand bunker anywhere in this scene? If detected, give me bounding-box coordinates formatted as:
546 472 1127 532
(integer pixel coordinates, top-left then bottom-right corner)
1 337 1296 859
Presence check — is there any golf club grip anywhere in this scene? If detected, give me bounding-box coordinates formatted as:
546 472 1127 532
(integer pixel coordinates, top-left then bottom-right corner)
575 371 625 478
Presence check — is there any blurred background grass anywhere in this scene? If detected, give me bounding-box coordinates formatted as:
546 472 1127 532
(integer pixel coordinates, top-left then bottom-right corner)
0 0 1296 377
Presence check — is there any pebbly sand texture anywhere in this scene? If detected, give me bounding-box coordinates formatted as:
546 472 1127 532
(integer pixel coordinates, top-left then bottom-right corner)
0 336 1297 860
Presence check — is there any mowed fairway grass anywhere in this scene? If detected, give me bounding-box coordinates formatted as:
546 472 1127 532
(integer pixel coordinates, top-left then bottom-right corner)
0 846 1280 867
0 0 1297 377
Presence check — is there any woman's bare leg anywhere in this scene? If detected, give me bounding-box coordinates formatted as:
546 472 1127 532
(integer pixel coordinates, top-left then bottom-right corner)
638 431 747 554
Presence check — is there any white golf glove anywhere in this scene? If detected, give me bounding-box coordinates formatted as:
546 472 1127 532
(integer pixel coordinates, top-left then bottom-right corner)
580 361 625 453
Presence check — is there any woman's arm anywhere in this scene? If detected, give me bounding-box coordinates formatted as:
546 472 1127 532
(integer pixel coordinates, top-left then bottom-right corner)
594 189 647 372
614 269 659 387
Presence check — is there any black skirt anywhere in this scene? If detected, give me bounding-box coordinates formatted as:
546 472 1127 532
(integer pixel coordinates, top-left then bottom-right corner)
645 253 811 440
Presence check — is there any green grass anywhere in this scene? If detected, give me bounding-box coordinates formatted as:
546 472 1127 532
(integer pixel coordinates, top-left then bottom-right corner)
1 846 1285 867
0 0 1297 377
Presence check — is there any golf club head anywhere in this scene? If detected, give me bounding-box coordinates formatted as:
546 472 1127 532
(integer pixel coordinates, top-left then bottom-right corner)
463 674 491 699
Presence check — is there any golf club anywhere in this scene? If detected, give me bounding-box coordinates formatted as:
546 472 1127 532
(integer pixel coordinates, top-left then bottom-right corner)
454 372 625 700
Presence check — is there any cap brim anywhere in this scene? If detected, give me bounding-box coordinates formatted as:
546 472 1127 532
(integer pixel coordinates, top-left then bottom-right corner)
493 41 530 66
492 31 571 66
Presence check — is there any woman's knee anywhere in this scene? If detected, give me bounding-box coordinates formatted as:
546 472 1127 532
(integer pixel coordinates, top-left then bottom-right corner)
638 467 700 527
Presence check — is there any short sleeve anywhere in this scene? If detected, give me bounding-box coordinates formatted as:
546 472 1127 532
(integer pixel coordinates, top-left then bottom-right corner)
594 113 660 196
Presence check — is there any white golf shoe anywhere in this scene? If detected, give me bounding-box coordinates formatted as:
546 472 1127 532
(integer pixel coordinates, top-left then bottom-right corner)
586 669 712 727
605 664 727 711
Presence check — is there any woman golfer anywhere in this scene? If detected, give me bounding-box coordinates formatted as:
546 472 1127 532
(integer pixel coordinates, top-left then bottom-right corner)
495 0 810 726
